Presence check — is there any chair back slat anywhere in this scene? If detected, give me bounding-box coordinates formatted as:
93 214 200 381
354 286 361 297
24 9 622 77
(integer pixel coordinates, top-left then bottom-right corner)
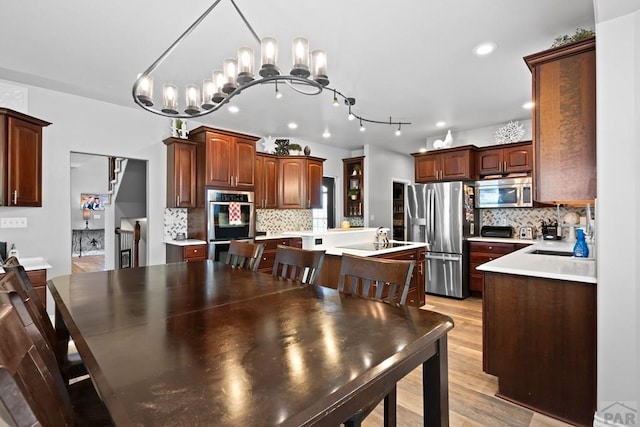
272 246 325 285
337 253 415 305
225 241 266 271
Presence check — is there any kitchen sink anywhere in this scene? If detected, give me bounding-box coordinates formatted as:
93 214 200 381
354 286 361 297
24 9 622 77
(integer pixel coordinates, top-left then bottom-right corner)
529 249 574 257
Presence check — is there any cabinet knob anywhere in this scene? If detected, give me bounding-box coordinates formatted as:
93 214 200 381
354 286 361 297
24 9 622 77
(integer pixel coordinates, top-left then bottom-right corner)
193 249 198 253
13 190 17 205
488 246 493 250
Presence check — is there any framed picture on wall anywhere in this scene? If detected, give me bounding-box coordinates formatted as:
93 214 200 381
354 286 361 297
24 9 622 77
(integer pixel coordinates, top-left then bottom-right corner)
81 193 108 210
120 249 131 269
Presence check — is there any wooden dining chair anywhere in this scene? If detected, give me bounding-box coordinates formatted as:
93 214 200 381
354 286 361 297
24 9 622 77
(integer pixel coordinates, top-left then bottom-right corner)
0 281 113 427
337 253 416 305
224 240 265 271
2 258 87 384
272 245 325 285
337 253 415 427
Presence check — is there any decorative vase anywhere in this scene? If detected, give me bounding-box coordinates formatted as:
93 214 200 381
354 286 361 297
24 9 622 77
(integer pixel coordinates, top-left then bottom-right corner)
304 145 311 155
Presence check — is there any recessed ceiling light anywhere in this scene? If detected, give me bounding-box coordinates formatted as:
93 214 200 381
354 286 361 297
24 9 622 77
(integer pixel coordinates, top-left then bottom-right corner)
228 105 239 113
322 130 331 138
473 42 497 56
436 121 446 127
288 122 298 129
522 101 534 109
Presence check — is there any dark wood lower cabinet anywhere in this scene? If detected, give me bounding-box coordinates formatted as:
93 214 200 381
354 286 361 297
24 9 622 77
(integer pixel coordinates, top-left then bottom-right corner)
483 272 596 426
0 269 47 307
256 237 302 273
166 244 207 263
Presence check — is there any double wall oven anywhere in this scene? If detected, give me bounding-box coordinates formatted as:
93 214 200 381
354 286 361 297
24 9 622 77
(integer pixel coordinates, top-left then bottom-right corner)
207 189 255 262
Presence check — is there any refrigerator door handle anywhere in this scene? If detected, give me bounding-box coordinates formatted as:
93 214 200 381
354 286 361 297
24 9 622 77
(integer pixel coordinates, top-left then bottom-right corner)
429 188 436 245
425 253 463 261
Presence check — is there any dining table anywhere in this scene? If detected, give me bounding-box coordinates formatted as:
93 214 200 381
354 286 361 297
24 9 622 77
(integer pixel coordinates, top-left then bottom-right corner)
48 260 453 426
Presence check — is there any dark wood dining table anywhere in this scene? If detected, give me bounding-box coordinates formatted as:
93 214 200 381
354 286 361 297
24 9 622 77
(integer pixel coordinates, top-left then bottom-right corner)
48 261 453 426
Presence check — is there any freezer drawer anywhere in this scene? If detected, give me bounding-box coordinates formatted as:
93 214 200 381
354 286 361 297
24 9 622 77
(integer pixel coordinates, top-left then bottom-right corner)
425 252 466 299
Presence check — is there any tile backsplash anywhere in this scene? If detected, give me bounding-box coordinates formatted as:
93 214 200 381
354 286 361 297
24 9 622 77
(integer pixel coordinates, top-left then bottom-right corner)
164 208 188 240
256 209 313 234
481 206 588 239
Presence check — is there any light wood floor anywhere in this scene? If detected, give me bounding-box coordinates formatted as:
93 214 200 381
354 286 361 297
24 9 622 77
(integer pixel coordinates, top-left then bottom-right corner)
71 254 105 273
363 295 571 427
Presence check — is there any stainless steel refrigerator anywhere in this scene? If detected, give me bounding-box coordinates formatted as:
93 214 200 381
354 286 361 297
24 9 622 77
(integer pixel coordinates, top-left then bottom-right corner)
407 182 477 298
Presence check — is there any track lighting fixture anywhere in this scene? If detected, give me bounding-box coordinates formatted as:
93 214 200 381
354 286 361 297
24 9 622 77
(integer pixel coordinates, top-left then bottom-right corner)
332 90 339 106
275 81 282 99
359 119 365 132
395 124 402 136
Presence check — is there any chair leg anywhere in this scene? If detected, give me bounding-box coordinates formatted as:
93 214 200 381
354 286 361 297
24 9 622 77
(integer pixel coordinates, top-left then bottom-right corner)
383 385 397 427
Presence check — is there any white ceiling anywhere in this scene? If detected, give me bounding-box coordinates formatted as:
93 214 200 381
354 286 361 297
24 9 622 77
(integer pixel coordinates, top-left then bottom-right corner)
0 0 594 154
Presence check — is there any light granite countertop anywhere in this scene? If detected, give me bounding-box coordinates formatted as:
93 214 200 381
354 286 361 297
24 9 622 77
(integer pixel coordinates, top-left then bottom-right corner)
477 239 596 284
0 257 52 274
163 239 207 246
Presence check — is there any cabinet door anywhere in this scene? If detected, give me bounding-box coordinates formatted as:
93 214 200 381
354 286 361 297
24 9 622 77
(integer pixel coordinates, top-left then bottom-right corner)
503 144 532 173
278 158 305 208
441 150 472 180
255 155 264 208
256 154 278 209
477 148 504 175
306 159 323 209
414 154 439 182
534 45 596 203
8 118 42 206
234 137 256 189
170 143 196 208
205 133 233 187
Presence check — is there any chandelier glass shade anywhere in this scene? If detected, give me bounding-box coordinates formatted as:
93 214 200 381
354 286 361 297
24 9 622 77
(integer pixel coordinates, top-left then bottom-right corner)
132 0 410 131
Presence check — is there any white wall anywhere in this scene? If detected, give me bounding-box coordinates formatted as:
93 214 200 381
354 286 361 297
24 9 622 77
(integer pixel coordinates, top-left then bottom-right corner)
70 153 108 230
0 79 168 280
363 144 414 228
593 2 640 425
425 119 533 150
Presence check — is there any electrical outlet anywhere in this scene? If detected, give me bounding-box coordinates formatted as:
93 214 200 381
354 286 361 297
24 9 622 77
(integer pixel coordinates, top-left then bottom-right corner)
1 217 27 228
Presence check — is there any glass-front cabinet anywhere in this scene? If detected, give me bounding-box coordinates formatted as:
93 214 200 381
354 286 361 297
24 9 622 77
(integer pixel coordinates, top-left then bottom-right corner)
342 157 364 220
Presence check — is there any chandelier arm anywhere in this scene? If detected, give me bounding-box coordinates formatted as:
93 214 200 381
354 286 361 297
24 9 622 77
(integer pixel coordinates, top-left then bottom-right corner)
140 0 224 78
134 75 322 119
229 0 261 44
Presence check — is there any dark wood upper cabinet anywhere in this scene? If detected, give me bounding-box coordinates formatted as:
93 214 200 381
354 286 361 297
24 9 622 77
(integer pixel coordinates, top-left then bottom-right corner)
525 37 596 204
0 109 50 207
164 137 199 208
189 127 257 190
255 153 278 209
413 146 476 183
278 156 324 209
477 141 533 176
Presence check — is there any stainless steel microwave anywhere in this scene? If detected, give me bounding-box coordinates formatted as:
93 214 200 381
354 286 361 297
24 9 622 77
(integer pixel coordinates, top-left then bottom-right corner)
475 177 533 208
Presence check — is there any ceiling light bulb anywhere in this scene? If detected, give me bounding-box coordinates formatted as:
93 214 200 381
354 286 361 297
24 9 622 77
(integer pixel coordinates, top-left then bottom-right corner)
275 81 282 99
288 122 298 129
332 90 339 106
395 125 402 136
522 101 534 109
436 121 446 127
228 105 239 113
322 130 331 138
359 120 365 132
348 112 355 121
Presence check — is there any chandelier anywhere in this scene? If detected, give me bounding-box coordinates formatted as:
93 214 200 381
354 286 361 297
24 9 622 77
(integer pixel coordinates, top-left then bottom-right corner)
132 0 410 131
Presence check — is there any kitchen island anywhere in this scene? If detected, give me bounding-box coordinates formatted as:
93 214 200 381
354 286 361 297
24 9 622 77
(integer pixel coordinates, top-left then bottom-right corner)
477 240 596 426
281 228 428 307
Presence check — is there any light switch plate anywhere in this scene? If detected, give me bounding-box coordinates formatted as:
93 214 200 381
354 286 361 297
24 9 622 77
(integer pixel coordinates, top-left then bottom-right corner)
0 217 27 228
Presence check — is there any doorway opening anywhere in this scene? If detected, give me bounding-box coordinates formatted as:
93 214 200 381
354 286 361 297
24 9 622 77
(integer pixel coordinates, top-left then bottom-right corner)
70 153 148 273
312 177 335 231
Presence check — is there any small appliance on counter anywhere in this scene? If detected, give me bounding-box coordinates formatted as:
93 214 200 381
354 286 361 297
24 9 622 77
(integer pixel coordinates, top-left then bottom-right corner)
519 226 535 240
541 221 562 240
480 225 513 239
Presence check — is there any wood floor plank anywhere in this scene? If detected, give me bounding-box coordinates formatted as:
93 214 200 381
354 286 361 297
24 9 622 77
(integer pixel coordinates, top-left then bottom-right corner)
71 254 105 273
362 295 571 427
